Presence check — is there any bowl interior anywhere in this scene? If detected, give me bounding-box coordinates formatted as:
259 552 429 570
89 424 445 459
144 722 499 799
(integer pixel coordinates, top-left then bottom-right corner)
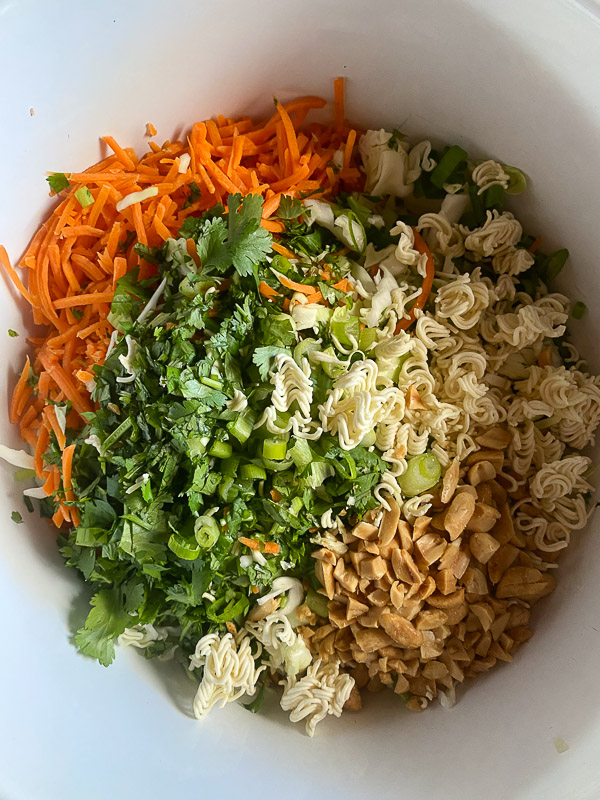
1 1 600 799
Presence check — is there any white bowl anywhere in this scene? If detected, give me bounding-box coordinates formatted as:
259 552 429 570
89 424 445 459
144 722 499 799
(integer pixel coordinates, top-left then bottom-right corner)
1 1 600 798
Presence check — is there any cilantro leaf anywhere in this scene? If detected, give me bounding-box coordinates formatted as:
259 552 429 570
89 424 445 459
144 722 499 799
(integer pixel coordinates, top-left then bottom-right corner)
276 195 303 220
182 181 202 210
74 588 132 667
46 172 70 193
11 510 23 524
252 346 290 381
195 217 231 272
8 329 18 338
227 193 272 277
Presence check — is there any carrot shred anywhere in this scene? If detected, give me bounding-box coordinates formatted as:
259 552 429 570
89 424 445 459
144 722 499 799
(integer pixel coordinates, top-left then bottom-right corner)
43 405 67 450
263 542 280 554
9 357 31 424
34 425 50 479
277 273 316 295
239 536 260 550
538 346 553 367
0 246 35 305
395 229 435 332
332 278 350 292
275 101 300 166
258 281 279 299
334 77 345 132
271 242 297 260
343 129 356 171
2 80 364 535
53 290 114 310
305 291 324 304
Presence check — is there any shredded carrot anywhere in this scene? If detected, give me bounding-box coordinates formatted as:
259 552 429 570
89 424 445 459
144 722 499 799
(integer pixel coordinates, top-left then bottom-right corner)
258 281 279 299
332 278 350 292
275 101 300 167
529 236 542 253
334 77 345 132
61 444 76 499
395 229 435 332
263 542 280 554
343 129 356 171
3 79 361 535
9 357 31 424
239 536 260 550
305 291 324 304
34 426 49 479
271 241 297 260
277 273 317 295
43 405 67 450
538 346 553 368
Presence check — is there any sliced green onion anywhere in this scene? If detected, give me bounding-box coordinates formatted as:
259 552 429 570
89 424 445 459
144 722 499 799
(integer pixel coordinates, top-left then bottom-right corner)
289 496 304 516
271 253 292 274
359 430 377 448
74 186 95 208
306 587 329 618
293 337 321 365
221 455 240 478
208 440 232 458
545 249 569 283
201 376 224 391
218 477 239 503
188 436 209 458
504 165 528 195
397 453 441 497
102 417 133 451
168 533 200 560
572 301 587 319
262 457 294 472
14 468 36 481
240 463 267 481
206 593 249 623
430 145 468 189
227 409 257 443
358 326 378 352
194 515 220 549
303 461 335 488
262 438 288 461
484 183 505 209
331 316 360 347
289 437 313 471
319 347 345 379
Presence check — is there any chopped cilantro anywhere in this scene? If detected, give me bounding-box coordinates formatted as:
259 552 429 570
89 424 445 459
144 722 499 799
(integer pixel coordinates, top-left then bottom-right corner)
182 181 202 209
276 195 303 220
41 193 390 669
46 172 70 193
11 511 23 524
118 230 137 252
8 329 18 337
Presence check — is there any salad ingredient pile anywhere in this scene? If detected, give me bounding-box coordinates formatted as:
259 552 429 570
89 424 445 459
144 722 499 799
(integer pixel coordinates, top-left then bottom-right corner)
2 79 598 735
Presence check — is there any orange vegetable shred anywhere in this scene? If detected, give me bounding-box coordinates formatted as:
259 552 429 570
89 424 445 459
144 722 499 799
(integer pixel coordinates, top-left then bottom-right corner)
1 80 361 530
